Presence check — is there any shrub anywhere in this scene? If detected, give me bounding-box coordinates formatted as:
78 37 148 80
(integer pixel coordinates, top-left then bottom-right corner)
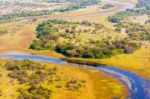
18 86 51 99
0 89 2 96
66 79 85 91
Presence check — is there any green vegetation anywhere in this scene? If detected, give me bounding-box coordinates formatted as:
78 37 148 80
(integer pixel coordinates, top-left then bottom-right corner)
30 19 140 59
18 86 51 99
55 39 140 58
108 9 148 23
107 0 150 41
0 11 53 22
59 0 100 12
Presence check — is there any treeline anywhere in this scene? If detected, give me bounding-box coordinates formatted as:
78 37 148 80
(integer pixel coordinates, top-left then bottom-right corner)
0 11 53 22
59 0 100 12
55 39 140 58
44 0 100 12
108 9 149 23
30 19 141 59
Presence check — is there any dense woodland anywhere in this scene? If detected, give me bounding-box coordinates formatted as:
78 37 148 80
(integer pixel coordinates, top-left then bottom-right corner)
30 19 140 58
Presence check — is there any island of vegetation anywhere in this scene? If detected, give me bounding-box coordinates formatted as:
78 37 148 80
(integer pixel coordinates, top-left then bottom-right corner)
30 19 141 59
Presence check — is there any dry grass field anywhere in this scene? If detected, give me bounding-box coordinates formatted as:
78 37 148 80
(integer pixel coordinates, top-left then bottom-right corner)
129 15 149 25
0 59 126 99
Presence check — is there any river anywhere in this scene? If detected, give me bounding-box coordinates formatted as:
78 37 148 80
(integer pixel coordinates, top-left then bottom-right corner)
0 51 149 99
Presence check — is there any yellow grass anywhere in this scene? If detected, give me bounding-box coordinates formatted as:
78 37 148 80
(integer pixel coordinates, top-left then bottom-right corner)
100 44 150 79
0 59 126 99
128 15 149 25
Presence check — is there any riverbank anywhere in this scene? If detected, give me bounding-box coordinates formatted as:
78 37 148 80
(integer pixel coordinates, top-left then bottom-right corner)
0 51 150 99
64 45 150 79
0 59 127 99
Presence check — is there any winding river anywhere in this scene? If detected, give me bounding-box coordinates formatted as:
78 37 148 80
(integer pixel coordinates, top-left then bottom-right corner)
0 0 150 99
0 51 150 99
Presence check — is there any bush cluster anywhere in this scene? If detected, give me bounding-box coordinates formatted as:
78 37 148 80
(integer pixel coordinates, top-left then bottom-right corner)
66 79 86 91
55 39 141 58
18 86 51 99
6 60 86 98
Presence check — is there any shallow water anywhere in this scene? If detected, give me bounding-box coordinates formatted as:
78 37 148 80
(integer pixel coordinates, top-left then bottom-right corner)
98 66 150 99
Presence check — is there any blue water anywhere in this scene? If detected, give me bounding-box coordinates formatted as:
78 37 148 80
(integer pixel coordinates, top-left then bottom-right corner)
0 51 66 63
98 66 150 99
0 51 150 99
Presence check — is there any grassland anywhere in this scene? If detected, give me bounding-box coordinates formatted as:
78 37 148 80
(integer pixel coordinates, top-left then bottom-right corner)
0 59 126 99
67 43 150 78
128 15 149 25
1 0 150 98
